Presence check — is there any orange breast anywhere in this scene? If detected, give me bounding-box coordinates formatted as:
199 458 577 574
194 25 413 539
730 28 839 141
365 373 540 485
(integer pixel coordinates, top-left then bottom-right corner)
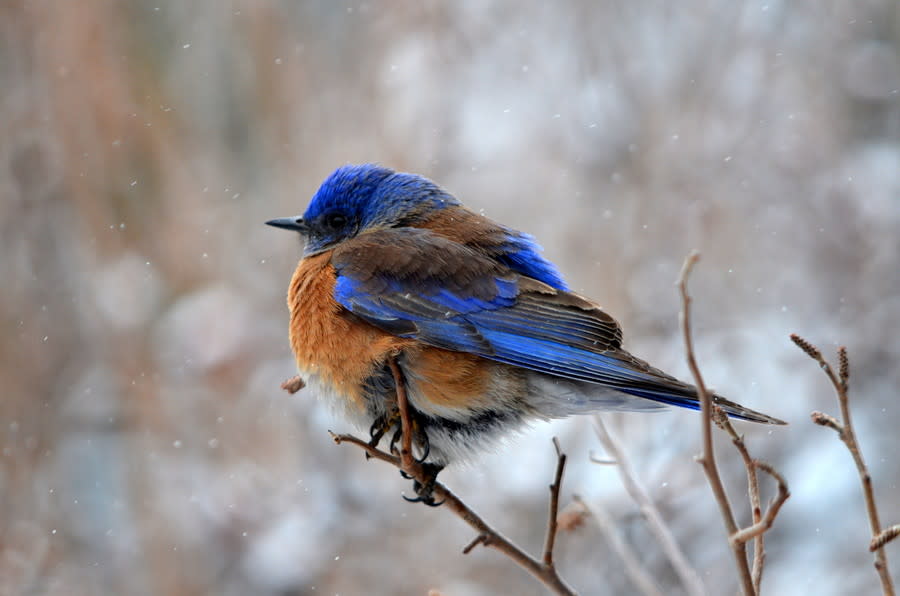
287 250 525 419
287 252 413 411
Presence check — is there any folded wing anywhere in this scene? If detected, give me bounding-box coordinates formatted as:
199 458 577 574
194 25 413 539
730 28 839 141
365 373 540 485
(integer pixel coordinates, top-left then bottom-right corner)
331 228 784 424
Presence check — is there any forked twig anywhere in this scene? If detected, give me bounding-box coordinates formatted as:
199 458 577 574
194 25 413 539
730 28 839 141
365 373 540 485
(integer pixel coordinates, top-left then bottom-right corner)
714 411 790 591
678 252 754 595
791 334 896 596
326 357 576 596
679 252 790 595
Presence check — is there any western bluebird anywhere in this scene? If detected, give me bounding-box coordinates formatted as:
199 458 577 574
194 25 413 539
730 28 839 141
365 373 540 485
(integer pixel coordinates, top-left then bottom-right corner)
267 164 783 490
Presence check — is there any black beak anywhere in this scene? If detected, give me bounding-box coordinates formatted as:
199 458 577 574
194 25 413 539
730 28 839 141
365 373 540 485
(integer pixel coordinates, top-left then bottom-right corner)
265 216 307 233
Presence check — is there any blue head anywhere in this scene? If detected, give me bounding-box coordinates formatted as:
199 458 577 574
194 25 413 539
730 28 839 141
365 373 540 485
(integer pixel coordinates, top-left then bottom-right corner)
267 164 459 255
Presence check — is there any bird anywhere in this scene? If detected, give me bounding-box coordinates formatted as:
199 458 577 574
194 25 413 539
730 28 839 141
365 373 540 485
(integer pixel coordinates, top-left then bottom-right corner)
267 164 784 502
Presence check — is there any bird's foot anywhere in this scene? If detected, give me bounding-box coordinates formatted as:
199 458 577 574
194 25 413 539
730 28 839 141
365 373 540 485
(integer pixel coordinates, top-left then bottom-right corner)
401 462 445 507
368 409 401 449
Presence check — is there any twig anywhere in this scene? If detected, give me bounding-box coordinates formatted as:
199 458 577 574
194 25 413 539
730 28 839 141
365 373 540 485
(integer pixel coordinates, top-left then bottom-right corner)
329 357 577 596
729 461 790 546
714 411 790 591
280 375 305 394
592 416 706 596
791 334 896 596
714 408 764 590
543 438 567 567
678 251 755 595
871 526 900 552
574 496 665 596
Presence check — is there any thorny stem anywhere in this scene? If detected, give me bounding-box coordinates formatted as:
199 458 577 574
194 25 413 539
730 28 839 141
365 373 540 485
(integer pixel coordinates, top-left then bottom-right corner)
792 335 896 596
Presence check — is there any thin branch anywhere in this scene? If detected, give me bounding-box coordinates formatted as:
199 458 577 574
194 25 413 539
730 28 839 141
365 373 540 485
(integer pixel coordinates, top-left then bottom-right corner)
542 438 568 567
330 431 399 466
713 409 764 591
326 357 576 596
574 496 665 596
810 411 841 433
678 251 755 596
592 416 706 596
871 526 900 552
729 461 790 546
588 451 617 465
714 410 790 591
791 334 896 596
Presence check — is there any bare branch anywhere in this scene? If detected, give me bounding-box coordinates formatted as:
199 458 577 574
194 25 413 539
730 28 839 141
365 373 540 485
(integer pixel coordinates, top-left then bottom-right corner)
592 416 705 596
730 462 790 546
871 526 900 552
542 437 568 567
715 412 790 591
810 411 842 434
793 336 896 595
575 496 665 596
462 534 489 554
678 251 755 596
330 431 400 466
588 451 617 465
331 357 576 596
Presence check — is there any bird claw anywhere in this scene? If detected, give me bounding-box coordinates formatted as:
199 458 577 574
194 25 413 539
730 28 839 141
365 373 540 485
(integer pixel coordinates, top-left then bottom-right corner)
388 422 431 463
402 493 445 507
414 432 431 464
389 426 403 456
401 462 445 507
369 409 401 450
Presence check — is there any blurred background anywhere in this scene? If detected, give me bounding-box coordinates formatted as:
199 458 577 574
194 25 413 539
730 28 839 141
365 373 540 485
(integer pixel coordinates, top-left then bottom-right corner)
2 1 899 594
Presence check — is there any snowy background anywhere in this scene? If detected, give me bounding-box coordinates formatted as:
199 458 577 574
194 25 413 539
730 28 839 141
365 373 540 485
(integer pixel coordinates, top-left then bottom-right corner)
2 1 899 594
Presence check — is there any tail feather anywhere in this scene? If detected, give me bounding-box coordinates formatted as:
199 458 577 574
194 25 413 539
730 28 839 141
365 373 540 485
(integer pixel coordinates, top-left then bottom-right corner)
617 386 786 425
598 349 786 425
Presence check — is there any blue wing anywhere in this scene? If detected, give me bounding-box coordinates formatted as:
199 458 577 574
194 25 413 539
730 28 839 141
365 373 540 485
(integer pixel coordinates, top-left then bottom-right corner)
331 228 783 423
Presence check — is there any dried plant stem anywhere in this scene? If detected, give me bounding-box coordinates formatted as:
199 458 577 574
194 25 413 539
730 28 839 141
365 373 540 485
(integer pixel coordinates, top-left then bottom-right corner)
871 526 900 553
328 358 576 596
574 496 665 596
716 408 766 592
720 415 790 591
728 459 789 547
791 335 896 596
543 437 567 568
678 252 755 596
592 416 705 596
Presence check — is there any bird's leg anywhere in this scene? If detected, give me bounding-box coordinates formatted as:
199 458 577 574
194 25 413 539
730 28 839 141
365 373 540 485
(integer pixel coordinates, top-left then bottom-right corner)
380 415 441 504
387 415 430 462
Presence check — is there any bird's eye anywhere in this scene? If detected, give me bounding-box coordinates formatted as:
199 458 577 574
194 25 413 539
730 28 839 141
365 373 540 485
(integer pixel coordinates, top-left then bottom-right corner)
324 213 347 230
